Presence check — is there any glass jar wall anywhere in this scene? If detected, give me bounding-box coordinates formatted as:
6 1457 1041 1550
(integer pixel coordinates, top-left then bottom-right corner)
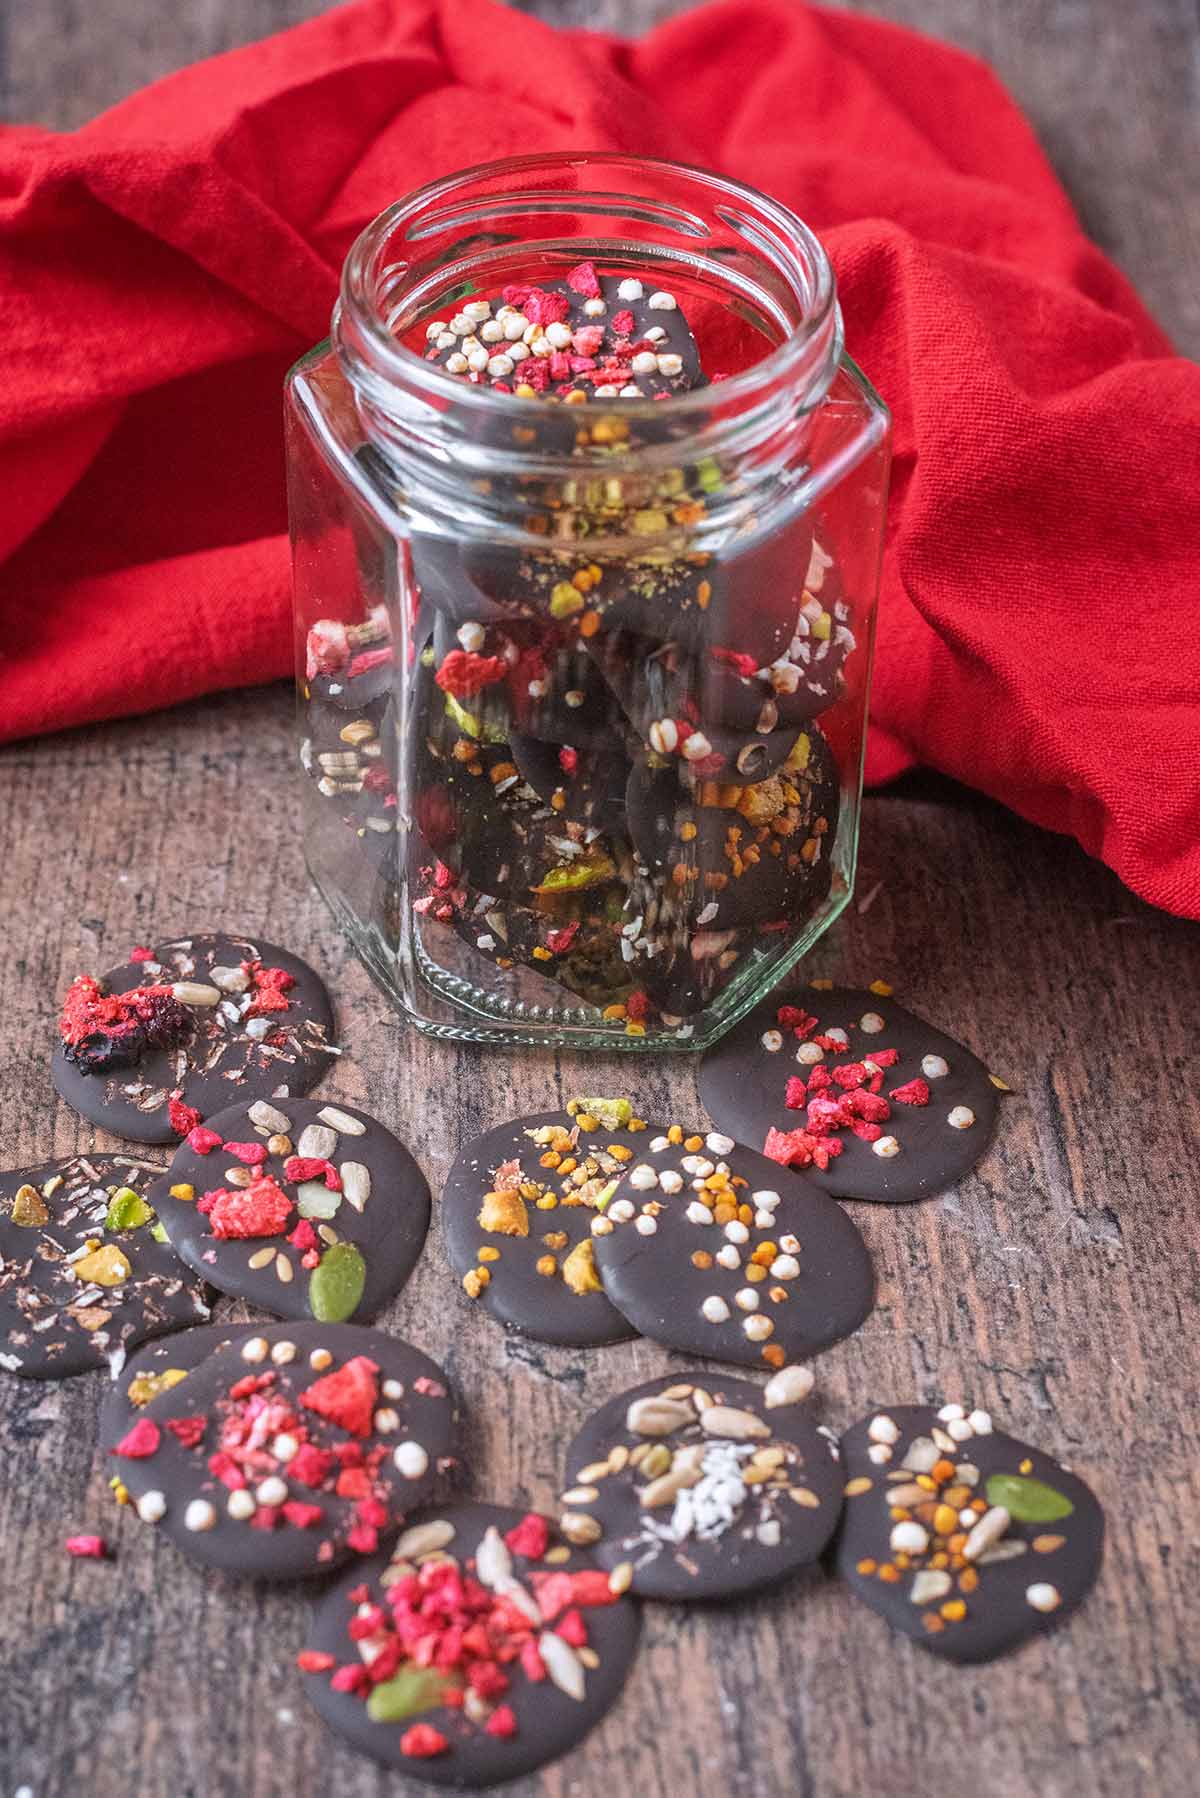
287 154 890 1050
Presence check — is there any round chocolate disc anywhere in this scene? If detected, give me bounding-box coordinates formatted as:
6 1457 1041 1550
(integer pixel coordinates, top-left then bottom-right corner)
111 1322 460 1579
300 1500 640 1784
51 932 337 1146
0 1153 212 1381
441 1107 648 1347
698 986 1000 1203
590 1126 874 1370
98 1321 254 1451
836 1402 1104 1662
146 1096 430 1325
560 1370 842 1600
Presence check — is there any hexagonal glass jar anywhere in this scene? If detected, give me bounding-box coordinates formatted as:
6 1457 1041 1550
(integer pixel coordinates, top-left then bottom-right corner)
287 154 889 1050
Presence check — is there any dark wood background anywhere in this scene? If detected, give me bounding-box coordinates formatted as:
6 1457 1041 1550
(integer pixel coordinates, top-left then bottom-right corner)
1 4 1198 1798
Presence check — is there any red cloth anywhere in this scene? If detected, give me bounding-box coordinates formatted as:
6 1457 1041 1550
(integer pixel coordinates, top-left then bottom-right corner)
2 0 1197 915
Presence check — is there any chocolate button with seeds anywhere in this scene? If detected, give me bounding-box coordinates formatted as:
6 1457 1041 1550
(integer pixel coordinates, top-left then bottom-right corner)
0 1153 212 1381
591 1128 874 1370
300 1500 640 1783
112 1321 460 1580
836 1403 1104 1662
146 1096 429 1325
699 985 1001 1203
441 1105 648 1347
50 931 337 1146
561 1371 842 1600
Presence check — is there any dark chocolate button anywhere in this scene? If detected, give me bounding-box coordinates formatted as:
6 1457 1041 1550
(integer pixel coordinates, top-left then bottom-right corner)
441 1109 647 1347
0 1153 211 1381
561 1370 842 1600
699 986 1001 1203
300 1500 640 1783
111 1322 460 1579
98 1321 254 1451
591 1128 874 1370
836 1403 1104 1662
146 1096 429 1325
51 932 337 1147
626 725 840 930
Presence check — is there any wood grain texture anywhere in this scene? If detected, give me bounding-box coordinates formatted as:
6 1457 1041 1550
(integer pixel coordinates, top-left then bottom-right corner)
2 1 1199 1794
2 0 1198 354
1 690 1197 1798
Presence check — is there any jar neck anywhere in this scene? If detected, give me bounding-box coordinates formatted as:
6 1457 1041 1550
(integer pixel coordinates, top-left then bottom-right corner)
333 153 843 552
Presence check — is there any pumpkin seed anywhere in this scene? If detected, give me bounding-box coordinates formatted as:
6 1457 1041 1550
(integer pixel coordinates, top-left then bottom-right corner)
367 1667 456 1723
984 1472 1074 1523
309 1242 365 1321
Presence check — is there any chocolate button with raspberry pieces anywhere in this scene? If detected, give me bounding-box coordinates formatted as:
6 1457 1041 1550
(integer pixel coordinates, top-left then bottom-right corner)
299 1500 640 1783
50 932 337 1146
0 1153 212 1382
699 986 1002 1204
111 1322 460 1579
146 1096 429 1325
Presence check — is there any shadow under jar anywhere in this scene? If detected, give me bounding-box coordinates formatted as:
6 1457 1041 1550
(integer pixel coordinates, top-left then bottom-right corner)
287 154 890 1051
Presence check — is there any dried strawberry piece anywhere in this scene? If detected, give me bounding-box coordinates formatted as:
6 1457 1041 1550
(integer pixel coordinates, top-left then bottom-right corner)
519 1638 546 1682
347 1522 379 1554
435 649 508 699
806 1094 852 1132
129 946 155 963
847 1089 890 1123
485 1705 518 1739
206 1176 293 1240
347 646 393 679
866 1047 900 1067
852 1120 883 1143
523 289 570 326
249 1505 281 1531
784 1077 807 1110
400 1724 449 1759
763 1126 814 1168
331 1662 371 1695
283 1156 340 1188
532 1571 575 1621
187 1125 223 1154
65 1535 108 1558
289 1443 334 1488
625 990 650 1023
776 1004 817 1036
516 356 551 391
565 1570 619 1608
245 963 295 1018
306 619 350 679
468 1660 509 1698
289 1220 319 1254
555 1608 588 1647
711 648 759 679
889 1078 930 1106
812 1033 849 1052
501 282 533 309
810 1135 844 1169
167 1096 202 1137
111 1418 160 1459
296 1649 335 1673
224 1140 268 1166
165 1415 206 1450
566 261 601 298
300 1355 380 1438
558 747 579 775
545 923 579 955
336 1467 371 1500
207 1451 247 1489
548 351 572 381
282 1500 324 1530
612 308 635 334
831 1062 867 1090
571 324 604 356
806 1065 831 1091
504 1512 549 1560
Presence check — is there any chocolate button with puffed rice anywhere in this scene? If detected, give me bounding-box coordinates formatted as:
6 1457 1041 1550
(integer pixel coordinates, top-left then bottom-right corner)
0 1153 212 1381
299 1500 640 1783
560 1368 841 1600
441 1103 648 1347
146 1096 430 1325
111 1322 460 1579
50 931 337 1146
836 1402 1104 1662
699 985 1002 1203
590 1126 874 1369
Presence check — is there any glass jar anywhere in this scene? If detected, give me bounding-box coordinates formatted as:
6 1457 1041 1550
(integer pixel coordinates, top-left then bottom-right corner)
287 154 889 1051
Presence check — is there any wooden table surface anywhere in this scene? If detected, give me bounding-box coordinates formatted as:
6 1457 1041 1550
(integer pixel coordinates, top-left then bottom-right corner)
2 5 1198 1798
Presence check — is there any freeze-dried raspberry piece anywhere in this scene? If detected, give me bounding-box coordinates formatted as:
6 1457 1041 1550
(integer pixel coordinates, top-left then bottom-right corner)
504 1512 549 1560
889 1078 930 1106
435 650 508 699
299 1356 380 1439
400 1724 449 1759
522 289 570 326
566 261 601 298
59 975 192 1074
168 1096 202 1137
289 1443 334 1488
206 1175 293 1240
111 1417 160 1458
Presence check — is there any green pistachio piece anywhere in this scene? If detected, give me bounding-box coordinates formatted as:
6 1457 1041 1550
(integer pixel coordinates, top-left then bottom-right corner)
308 1242 366 1323
366 1666 458 1724
593 1179 619 1212
150 1222 169 1244
442 691 480 739
984 1472 1074 1523
533 855 615 895
568 1097 632 1130
296 1180 343 1221
697 456 723 493
104 1187 154 1232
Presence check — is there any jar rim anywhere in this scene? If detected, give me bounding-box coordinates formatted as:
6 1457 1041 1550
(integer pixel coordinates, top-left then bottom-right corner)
338 150 839 419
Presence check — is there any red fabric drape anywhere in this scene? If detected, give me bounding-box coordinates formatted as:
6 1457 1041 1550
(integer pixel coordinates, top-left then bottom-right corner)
2 0 1197 913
